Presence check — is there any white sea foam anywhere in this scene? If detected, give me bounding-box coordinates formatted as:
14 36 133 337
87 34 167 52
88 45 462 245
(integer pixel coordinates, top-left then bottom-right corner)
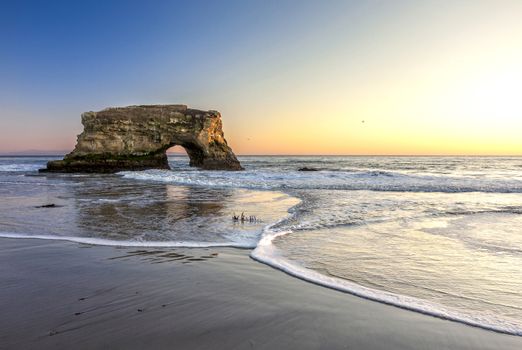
0 232 256 249
118 169 522 193
250 225 522 336
0 164 42 172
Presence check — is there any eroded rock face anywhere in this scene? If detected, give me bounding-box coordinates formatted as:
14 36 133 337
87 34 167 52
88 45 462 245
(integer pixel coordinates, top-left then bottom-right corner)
42 105 243 172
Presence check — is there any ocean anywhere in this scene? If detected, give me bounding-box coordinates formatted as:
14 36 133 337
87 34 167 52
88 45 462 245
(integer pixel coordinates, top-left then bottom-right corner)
1 155 521 335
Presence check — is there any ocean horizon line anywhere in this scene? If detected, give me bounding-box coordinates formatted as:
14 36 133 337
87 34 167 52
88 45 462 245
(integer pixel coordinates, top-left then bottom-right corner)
1 153 522 158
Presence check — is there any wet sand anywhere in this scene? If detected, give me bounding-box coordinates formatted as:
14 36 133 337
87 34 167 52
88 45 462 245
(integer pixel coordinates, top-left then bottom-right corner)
1 238 521 350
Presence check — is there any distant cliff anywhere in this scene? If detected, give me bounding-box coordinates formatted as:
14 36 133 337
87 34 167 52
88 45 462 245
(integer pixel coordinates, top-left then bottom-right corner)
42 104 243 172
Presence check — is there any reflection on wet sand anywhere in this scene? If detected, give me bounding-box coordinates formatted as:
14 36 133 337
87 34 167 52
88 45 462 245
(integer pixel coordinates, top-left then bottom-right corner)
1 172 298 246
74 181 230 241
108 249 219 264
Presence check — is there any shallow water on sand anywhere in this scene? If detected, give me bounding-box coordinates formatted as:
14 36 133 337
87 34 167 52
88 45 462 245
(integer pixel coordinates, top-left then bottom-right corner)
0 157 298 247
1 155 522 335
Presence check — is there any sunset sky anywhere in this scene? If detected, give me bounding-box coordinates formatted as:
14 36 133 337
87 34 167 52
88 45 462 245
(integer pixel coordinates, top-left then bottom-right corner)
1 0 521 155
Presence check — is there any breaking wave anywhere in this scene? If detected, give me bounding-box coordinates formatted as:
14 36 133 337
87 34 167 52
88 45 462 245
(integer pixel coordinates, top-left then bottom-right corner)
118 169 522 193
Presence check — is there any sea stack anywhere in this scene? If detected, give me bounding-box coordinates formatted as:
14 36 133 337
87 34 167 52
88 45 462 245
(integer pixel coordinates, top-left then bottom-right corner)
41 104 243 173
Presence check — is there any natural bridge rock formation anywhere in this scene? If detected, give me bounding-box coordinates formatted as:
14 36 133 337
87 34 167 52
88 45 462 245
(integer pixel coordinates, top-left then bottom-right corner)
42 105 243 173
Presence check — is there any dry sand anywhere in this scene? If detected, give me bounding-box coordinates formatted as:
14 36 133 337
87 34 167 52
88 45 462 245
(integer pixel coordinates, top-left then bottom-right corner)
1 238 521 350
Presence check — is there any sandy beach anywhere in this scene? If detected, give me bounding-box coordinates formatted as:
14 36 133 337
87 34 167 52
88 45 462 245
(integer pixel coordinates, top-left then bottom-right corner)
1 238 520 350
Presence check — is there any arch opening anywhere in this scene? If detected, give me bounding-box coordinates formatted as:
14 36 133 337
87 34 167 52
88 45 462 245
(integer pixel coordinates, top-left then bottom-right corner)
165 145 190 170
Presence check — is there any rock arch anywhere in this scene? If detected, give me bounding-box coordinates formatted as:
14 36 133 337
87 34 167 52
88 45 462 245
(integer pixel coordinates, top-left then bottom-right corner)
43 105 243 172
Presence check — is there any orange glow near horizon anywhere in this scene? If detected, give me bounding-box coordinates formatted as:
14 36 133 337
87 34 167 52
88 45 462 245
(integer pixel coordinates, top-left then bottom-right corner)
223 15 522 156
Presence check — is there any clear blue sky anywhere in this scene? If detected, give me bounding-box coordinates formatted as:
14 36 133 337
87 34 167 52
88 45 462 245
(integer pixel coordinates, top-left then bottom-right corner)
2 1 521 155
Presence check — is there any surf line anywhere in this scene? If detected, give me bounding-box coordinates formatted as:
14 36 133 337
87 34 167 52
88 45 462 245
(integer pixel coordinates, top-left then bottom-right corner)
250 223 522 337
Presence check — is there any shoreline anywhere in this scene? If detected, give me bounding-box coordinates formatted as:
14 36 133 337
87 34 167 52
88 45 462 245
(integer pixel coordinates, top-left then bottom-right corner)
1 238 521 349
11 227 518 336
252 229 522 337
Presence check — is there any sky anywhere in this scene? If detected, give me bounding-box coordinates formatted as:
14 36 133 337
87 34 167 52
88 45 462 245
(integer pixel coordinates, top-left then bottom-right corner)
1 0 521 155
